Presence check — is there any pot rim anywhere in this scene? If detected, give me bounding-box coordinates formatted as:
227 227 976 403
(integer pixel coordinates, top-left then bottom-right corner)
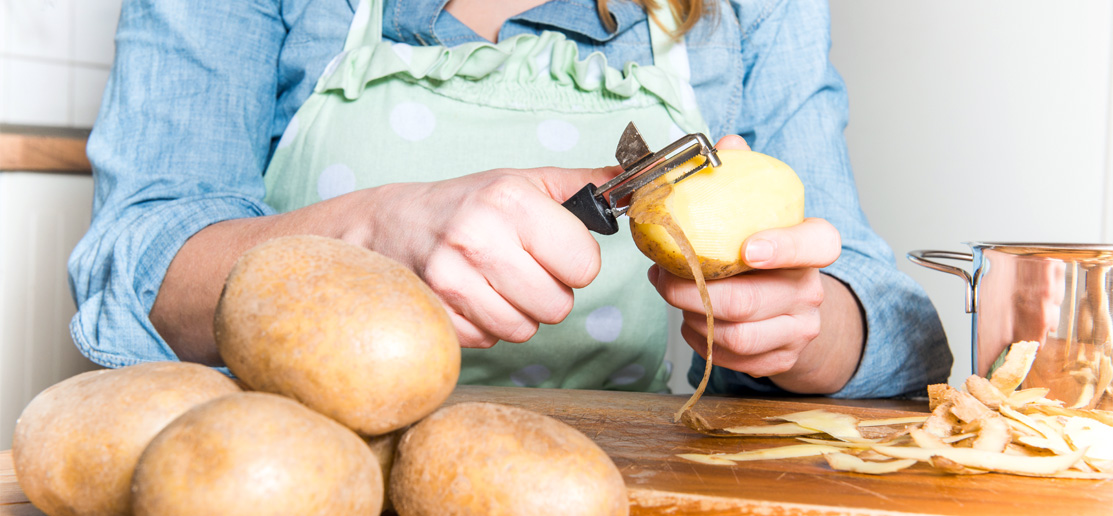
965 242 1113 250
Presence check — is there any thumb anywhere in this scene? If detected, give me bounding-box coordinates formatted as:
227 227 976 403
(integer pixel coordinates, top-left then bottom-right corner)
526 165 624 203
716 134 751 151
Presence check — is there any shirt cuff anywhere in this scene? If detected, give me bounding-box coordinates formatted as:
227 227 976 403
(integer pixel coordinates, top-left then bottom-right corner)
70 195 274 368
821 249 952 398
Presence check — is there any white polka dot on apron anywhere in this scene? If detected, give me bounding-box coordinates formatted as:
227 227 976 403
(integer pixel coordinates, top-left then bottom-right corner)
389 102 436 142
585 305 622 342
276 115 299 149
607 363 646 386
536 119 578 152
317 163 356 200
392 42 413 66
510 364 551 387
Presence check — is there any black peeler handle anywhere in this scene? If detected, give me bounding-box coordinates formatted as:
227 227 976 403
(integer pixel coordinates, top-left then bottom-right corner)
562 183 619 235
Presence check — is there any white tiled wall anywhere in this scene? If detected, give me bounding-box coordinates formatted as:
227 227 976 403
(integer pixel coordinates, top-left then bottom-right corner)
1 0 122 128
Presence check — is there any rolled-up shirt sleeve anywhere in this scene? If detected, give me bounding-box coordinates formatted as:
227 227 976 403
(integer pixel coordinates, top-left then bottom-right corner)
690 0 952 398
68 0 284 367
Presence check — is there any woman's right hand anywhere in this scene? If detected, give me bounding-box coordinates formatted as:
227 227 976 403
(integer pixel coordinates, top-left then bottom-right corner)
331 166 621 348
152 165 619 363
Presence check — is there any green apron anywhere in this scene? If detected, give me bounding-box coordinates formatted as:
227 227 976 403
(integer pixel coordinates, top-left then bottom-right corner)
263 0 710 393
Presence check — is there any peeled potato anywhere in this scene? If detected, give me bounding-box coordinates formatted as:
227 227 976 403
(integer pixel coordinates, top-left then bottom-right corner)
131 392 382 516
214 235 460 436
629 149 805 279
12 362 241 516
390 402 629 516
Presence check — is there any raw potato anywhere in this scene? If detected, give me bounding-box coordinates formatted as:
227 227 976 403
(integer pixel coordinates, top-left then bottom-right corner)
629 149 805 280
390 402 628 516
365 428 406 512
131 392 382 516
12 362 240 516
215 235 461 436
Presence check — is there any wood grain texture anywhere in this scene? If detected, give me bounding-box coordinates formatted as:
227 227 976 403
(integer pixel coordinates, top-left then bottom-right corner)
2 386 1111 515
0 132 91 173
442 386 1113 516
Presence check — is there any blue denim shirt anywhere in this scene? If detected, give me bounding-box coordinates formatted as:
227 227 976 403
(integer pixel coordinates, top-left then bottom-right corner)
71 0 952 397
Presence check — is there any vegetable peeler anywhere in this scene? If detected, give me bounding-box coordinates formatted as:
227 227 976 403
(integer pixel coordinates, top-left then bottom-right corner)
562 122 721 235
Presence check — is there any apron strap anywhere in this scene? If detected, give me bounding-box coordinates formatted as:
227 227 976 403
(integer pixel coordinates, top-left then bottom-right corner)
343 0 384 51
647 3 690 82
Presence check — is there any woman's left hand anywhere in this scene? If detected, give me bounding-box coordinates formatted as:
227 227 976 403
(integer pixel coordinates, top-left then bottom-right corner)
649 217 848 374
647 136 864 394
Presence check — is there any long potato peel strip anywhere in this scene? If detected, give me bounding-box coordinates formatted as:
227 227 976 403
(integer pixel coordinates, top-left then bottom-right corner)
769 409 873 443
630 182 715 424
722 422 817 436
872 445 1087 477
824 453 917 475
679 444 844 465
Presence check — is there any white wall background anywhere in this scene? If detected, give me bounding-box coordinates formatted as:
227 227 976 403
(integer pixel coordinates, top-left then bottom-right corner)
829 0 1113 386
0 0 120 127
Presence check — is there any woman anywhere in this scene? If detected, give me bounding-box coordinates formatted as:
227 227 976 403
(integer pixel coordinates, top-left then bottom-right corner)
70 0 951 397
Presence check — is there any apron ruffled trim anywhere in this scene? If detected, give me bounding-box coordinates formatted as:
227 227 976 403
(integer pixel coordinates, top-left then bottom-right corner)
315 31 694 121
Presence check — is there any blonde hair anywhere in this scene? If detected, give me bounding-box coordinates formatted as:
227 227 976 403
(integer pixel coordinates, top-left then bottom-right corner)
597 0 712 39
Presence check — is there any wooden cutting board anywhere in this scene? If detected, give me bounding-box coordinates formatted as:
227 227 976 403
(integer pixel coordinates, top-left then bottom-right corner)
3 385 1111 515
444 386 1112 516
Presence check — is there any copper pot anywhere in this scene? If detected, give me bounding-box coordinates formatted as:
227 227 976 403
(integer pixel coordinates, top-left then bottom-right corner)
909 243 1113 409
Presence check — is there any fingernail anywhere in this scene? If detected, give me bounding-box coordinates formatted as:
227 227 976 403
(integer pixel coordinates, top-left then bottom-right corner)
745 239 774 265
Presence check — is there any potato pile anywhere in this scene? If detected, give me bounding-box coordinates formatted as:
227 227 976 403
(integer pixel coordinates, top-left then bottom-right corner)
13 235 629 515
12 362 241 516
678 340 1113 479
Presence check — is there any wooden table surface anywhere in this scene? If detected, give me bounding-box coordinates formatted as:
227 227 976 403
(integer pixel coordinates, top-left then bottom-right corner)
3 385 1111 515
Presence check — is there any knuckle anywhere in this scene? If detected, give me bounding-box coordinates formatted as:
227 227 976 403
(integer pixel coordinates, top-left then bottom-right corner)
713 322 745 351
422 262 465 304
799 315 822 343
749 351 797 378
722 283 758 320
483 175 532 214
804 277 825 308
445 230 494 268
768 352 799 376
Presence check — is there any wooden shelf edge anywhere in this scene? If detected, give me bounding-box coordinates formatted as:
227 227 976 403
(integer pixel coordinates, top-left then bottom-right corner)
0 129 92 174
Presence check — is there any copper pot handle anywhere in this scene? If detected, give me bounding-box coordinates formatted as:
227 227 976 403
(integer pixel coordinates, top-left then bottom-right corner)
907 250 975 313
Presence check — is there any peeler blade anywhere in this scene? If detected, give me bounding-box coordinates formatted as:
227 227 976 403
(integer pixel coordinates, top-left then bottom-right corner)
561 122 720 234
615 122 654 170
